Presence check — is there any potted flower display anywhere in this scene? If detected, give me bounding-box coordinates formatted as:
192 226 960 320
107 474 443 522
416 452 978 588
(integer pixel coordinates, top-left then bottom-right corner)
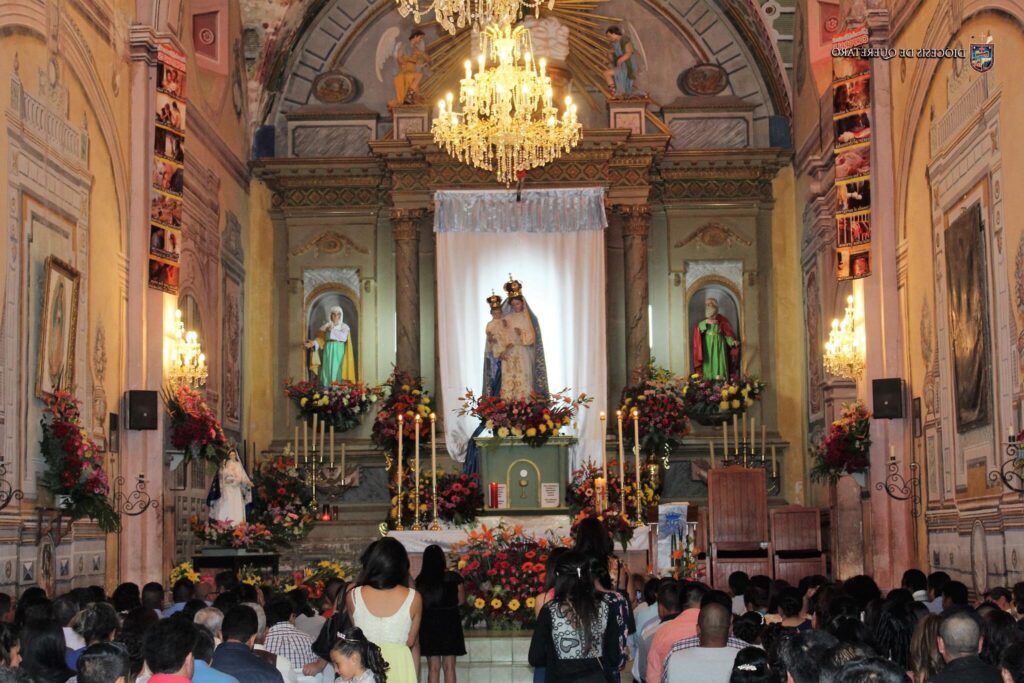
39 390 120 532
371 369 434 451
565 461 659 550
617 362 690 467
458 389 591 448
284 380 382 432
683 374 766 426
810 401 872 483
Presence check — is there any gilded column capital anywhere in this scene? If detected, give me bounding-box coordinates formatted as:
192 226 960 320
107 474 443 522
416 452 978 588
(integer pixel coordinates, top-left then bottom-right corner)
618 204 652 237
391 208 426 241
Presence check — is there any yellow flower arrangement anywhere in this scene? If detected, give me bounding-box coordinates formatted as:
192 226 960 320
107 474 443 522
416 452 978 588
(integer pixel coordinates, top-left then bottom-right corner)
169 561 201 586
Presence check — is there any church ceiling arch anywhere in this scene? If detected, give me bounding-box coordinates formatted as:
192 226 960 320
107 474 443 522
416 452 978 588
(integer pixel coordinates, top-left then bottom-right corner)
249 0 791 139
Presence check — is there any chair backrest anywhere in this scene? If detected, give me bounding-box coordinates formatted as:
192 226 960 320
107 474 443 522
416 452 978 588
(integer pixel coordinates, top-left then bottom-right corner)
770 505 822 553
707 466 769 549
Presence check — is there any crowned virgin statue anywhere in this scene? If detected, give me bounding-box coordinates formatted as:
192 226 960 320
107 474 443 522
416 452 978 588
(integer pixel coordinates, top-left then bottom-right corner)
206 447 253 527
304 305 356 386
482 276 549 401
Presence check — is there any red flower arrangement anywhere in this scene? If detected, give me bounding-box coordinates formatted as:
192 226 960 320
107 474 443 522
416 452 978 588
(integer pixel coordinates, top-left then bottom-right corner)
388 468 483 528
459 389 591 447
250 456 316 546
163 384 228 465
40 390 120 532
565 461 659 550
284 380 382 432
371 369 433 451
810 401 872 482
618 363 690 459
190 518 275 550
451 524 573 630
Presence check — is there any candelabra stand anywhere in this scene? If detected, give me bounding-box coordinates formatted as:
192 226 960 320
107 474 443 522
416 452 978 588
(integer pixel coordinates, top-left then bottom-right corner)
876 458 922 517
291 438 358 515
0 464 24 513
988 438 1024 494
114 474 159 517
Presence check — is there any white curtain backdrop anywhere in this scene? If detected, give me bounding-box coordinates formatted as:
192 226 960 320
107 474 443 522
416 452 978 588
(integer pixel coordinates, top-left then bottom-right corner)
435 188 607 471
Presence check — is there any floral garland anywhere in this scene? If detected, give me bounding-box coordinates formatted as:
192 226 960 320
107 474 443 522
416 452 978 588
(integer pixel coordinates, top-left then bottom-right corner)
451 524 573 630
565 461 660 550
459 389 591 447
191 518 275 550
682 374 766 424
810 401 872 482
388 468 483 528
39 390 120 532
284 380 382 432
371 369 434 451
162 384 229 465
617 363 690 458
169 562 202 586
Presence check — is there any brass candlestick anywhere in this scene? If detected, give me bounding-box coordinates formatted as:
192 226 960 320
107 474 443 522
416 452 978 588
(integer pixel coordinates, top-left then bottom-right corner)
412 414 423 530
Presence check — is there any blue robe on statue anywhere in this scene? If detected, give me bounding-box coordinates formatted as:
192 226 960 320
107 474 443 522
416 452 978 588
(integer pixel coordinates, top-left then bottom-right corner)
206 458 255 521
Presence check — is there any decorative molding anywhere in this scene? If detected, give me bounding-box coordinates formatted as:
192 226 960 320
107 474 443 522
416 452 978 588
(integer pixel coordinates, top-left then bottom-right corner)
290 231 369 257
674 222 753 250
91 322 107 443
303 268 362 303
684 260 744 293
186 106 249 191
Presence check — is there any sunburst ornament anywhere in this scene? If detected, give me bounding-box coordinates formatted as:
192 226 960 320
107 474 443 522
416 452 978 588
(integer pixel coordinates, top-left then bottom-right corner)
395 0 555 34
432 22 581 184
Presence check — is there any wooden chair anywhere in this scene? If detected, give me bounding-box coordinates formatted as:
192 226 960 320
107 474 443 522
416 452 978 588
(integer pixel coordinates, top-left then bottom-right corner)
707 466 772 588
770 505 826 585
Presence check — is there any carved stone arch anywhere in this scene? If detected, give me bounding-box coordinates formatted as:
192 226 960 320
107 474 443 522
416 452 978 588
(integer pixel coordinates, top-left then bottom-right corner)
894 0 1024 233
0 1 130 257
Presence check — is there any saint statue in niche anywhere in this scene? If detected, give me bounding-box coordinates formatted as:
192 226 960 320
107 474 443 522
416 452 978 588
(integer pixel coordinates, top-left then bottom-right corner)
206 448 252 527
481 277 549 401
304 305 356 386
692 297 740 379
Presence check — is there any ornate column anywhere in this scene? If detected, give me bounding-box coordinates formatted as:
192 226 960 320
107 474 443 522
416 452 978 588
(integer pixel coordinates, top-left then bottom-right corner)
620 204 651 377
392 209 424 376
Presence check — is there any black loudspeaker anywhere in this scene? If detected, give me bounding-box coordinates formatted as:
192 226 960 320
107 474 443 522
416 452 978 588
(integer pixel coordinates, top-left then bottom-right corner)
126 390 159 430
252 125 275 159
872 378 904 419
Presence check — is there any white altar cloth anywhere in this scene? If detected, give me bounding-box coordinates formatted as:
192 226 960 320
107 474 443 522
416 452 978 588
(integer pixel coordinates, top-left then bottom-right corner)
389 515 651 554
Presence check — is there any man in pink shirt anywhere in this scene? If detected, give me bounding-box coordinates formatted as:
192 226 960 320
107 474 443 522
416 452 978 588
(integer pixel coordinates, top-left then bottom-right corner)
646 582 707 683
143 618 196 683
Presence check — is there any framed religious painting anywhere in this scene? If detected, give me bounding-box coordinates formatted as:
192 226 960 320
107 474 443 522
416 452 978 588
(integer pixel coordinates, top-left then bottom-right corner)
36 256 81 399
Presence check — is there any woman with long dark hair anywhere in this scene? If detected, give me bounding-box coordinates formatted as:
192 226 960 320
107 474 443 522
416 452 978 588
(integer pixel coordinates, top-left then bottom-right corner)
528 551 618 682
415 545 465 683
346 538 421 682
20 619 74 683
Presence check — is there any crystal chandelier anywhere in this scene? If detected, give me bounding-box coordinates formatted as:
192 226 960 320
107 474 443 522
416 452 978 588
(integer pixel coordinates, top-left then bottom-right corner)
432 22 581 185
395 0 554 34
168 309 208 387
823 295 865 380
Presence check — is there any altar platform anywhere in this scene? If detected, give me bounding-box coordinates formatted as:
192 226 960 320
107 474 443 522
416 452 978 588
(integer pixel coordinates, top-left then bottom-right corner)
389 515 654 575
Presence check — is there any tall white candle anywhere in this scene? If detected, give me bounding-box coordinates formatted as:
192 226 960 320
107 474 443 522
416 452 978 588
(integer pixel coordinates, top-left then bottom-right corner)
396 415 404 525
320 420 326 463
303 421 308 464
330 425 335 467
431 413 438 523
293 426 299 468
414 414 422 526
617 411 625 514
599 412 607 508
632 408 641 523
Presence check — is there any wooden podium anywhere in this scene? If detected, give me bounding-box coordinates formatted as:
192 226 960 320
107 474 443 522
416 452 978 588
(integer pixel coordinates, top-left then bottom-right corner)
707 466 771 587
476 436 573 512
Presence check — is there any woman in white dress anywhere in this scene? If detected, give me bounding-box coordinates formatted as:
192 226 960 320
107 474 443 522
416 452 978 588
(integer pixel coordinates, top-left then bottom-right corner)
209 449 252 526
346 538 422 682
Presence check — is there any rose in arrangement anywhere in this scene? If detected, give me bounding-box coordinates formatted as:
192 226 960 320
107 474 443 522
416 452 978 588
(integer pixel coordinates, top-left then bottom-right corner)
810 401 872 482
565 461 659 550
39 390 120 532
451 525 573 630
618 363 690 459
249 456 317 546
372 369 434 452
163 384 229 465
388 468 483 529
284 380 382 432
191 518 275 550
459 389 591 448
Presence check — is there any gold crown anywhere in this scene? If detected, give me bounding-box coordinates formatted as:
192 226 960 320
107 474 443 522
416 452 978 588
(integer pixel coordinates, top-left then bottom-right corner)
503 274 523 300
486 291 503 312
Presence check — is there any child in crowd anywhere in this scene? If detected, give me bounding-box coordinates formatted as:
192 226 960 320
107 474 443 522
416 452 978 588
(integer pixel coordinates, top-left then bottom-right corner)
330 627 390 683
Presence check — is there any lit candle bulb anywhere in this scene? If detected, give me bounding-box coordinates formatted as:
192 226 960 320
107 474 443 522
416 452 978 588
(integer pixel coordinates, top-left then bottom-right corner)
477 53 485 73
539 57 546 74
464 59 472 80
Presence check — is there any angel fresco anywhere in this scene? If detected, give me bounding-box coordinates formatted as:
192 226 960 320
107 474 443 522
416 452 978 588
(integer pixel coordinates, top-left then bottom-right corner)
376 27 431 109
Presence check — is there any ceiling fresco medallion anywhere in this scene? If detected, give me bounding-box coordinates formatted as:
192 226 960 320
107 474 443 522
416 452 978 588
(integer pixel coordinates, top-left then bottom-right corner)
678 63 729 96
313 72 359 104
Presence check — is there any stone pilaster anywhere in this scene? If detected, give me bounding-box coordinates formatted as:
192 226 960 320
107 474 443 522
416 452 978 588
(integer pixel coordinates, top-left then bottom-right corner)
392 209 424 376
620 205 651 378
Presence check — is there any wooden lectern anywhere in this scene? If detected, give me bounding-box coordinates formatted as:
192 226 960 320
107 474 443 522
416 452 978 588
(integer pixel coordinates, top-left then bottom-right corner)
770 505 826 585
707 466 771 588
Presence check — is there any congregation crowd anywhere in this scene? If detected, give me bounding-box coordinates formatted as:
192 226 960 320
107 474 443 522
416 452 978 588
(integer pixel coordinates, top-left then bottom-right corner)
0 518 1021 683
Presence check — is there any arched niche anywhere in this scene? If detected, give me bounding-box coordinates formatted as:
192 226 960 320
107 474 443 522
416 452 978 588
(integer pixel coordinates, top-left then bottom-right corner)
686 276 743 375
305 284 360 382
177 293 205 345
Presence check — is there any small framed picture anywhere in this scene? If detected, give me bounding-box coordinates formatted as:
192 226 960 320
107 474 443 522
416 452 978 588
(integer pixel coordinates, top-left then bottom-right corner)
108 413 120 453
912 397 922 438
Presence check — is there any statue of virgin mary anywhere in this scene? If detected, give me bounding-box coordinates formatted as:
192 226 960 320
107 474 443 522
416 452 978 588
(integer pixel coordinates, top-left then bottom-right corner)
482 276 549 400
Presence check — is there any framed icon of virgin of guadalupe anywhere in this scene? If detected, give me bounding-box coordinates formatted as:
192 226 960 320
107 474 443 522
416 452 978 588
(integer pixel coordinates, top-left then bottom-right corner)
36 256 81 399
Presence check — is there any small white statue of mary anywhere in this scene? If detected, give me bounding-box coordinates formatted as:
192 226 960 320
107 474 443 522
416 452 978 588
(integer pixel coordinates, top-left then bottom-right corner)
207 448 253 526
